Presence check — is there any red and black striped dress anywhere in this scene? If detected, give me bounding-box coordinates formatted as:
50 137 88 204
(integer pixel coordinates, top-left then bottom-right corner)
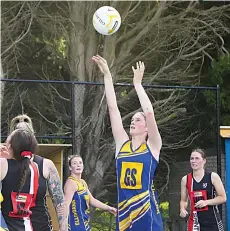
1 155 53 231
186 172 224 231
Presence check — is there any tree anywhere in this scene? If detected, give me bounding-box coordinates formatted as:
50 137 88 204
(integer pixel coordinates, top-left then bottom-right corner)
204 54 230 125
1 2 230 227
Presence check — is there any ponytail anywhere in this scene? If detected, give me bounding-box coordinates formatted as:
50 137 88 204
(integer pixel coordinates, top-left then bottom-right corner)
17 151 33 193
17 157 31 194
8 129 37 193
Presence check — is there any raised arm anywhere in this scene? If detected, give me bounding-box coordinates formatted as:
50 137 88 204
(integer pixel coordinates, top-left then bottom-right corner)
44 159 68 231
92 55 129 153
132 62 162 160
180 175 188 218
64 179 76 218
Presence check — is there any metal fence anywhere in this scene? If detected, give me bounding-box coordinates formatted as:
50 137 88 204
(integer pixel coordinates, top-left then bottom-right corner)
1 78 222 230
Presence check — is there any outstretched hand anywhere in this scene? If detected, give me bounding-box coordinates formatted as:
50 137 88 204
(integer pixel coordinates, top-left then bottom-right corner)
132 61 145 85
92 55 110 75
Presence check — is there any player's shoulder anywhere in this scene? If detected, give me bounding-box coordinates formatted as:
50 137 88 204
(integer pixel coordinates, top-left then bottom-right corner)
42 158 58 179
210 171 218 177
210 172 220 181
43 157 54 165
181 175 187 183
64 177 78 192
182 173 190 181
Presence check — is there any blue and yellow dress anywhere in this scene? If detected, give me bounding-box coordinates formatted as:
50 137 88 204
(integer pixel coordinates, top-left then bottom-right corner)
68 177 90 231
116 141 163 231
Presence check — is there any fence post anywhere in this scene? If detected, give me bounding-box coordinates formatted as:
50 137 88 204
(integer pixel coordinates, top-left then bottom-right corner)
220 126 230 230
71 82 76 155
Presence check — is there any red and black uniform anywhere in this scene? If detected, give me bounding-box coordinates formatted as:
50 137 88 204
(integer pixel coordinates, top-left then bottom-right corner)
186 172 224 231
1 155 53 231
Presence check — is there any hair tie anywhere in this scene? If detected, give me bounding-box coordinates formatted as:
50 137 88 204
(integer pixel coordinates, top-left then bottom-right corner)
20 151 32 159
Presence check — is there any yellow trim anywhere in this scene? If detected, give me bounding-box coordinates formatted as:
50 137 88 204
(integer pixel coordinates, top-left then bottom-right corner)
120 141 132 153
119 141 148 155
77 189 87 195
117 151 148 159
81 179 88 189
119 201 150 231
135 143 147 153
118 190 149 210
68 176 87 192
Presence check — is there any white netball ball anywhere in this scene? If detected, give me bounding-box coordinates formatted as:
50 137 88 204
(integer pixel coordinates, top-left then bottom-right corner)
93 6 121 35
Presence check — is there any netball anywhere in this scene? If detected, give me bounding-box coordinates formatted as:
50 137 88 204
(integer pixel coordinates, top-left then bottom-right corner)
92 6 121 35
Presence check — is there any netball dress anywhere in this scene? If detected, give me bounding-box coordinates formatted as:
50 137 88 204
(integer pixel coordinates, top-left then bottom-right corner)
1 156 53 231
186 172 224 231
68 177 90 231
116 140 163 231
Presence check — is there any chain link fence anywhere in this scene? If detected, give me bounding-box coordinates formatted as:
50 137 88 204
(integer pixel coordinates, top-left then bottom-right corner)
1 79 222 231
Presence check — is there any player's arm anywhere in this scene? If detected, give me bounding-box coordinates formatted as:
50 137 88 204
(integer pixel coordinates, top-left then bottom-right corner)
87 188 117 215
64 179 77 217
132 62 162 161
180 175 188 218
92 55 129 153
208 172 226 205
43 158 68 231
